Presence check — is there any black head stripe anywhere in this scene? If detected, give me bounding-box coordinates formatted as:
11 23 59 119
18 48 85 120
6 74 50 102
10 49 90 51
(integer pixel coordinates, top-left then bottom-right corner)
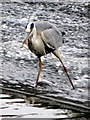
25 24 27 29
30 23 34 30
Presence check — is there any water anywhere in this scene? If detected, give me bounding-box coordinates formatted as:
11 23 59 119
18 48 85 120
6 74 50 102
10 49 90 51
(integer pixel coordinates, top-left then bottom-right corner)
0 94 72 118
0 0 90 119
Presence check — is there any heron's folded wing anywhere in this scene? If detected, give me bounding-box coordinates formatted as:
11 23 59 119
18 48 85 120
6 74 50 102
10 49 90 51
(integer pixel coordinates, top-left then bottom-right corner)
36 21 53 34
41 28 63 50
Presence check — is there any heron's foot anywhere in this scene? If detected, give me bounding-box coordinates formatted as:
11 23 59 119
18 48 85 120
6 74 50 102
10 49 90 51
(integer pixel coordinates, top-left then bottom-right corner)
72 85 75 90
35 82 38 88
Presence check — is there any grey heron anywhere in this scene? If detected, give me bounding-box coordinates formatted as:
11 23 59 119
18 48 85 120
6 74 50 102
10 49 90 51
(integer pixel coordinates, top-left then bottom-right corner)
22 21 75 89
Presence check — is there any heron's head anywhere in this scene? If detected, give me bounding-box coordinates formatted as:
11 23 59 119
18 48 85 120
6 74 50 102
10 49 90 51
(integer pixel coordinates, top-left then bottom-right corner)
22 22 36 48
25 22 35 33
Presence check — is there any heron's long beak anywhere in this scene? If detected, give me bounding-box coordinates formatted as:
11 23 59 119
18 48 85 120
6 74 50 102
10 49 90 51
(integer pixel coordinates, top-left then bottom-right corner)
22 39 26 48
22 30 32 48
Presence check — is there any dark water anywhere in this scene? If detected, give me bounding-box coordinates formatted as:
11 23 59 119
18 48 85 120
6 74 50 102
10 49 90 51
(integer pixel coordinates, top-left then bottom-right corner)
0 0 90 119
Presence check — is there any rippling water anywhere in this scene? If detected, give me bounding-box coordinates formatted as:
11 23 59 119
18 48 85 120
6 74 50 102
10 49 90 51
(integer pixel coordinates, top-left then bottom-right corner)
0 94 73 118
0 0 90 119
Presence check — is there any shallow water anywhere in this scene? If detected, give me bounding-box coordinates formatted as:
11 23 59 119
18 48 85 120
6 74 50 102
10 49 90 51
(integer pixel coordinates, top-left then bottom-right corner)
0 93 75 119
0 0 90 119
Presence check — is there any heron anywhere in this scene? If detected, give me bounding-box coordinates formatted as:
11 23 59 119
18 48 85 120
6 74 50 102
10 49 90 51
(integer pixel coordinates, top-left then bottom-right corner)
22 21 75 89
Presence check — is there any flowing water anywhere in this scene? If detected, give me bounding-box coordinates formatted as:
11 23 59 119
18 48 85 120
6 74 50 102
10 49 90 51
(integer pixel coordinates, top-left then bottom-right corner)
0 0 90 119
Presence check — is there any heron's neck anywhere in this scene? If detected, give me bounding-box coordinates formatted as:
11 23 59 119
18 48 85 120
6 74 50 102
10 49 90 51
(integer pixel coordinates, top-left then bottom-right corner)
32 27 37 39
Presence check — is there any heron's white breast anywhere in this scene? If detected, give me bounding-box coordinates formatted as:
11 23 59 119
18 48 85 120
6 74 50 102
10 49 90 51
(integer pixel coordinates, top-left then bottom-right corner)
32 35 45 55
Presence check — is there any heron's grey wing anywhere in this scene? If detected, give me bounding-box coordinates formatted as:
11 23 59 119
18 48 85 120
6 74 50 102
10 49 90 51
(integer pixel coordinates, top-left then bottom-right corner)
35 21 54 34
41 28 63 50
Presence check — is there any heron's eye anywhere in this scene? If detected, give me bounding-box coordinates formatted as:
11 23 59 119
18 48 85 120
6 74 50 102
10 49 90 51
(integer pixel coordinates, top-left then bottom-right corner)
30 23 34 30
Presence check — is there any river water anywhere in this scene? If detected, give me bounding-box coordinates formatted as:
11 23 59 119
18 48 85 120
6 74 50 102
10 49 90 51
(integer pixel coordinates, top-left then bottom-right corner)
0 0 90 119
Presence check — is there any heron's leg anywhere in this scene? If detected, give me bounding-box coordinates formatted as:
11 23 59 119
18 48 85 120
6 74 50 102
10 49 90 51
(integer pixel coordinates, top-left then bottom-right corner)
35 57 42 87
53 50 75 89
